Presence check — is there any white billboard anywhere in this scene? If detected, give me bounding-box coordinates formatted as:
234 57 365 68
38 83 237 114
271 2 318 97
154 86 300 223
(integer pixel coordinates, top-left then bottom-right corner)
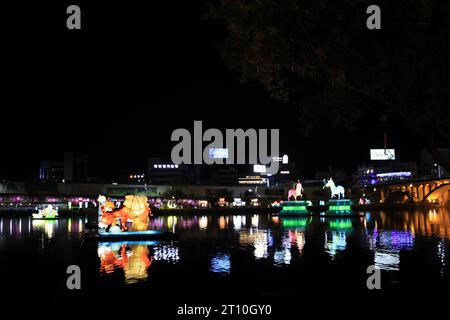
370 149 395 160
272 154 289 164
208 148 229 159
253 164 266 173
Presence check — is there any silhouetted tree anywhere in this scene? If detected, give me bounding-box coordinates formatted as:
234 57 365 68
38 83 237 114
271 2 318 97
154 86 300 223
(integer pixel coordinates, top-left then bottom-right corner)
206 0 450 172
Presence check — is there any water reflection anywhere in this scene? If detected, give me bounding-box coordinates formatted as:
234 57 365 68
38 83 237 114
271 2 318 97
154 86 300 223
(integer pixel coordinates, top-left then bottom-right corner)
98 241 155 284
251 214 259 227
67 218 85 235
232 215 246 230
437 240 446 278
0 217 32 239
368 230 415 271
325 231 347 258
280 217 310 229
32 219 59 240
274 236 292 265
324 219 353 258
329 219 353 230
1 209 450 298
240 229 271 259
97 241 181 284
274 217 309 265
219 216 228 230
374 250 400 271
153 243 180 263
373 209 450 239
199 216 208 230
144 211 450 273
210 252 231 275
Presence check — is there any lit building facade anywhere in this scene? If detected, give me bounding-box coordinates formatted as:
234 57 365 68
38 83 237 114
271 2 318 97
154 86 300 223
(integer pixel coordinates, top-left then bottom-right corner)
39 161 64 182
420 148 450 179
354 162 417 187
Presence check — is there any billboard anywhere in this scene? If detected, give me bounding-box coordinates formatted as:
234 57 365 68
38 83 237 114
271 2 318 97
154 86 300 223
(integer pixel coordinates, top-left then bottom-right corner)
272 154 289 164
208 148 229 159
370 149 395 160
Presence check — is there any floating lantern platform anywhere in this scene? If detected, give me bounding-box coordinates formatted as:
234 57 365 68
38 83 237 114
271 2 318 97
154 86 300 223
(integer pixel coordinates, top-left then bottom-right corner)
279 201 311 216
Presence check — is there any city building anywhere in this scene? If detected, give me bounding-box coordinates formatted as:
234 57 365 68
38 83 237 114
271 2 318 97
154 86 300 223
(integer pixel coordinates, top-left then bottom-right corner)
211 165 239 185
0 181 26 194
148 157 245 185
39 160 64 182
420 148 450 178
273 155 297 185
39 152 88 182
147 157 185 185
64 152 88 182
242 154 296 187
238 175 268 186
128 173 146 184
354 161 417 187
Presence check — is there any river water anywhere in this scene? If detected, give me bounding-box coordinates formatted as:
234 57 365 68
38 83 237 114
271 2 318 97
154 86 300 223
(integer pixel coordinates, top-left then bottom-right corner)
1 209 449 301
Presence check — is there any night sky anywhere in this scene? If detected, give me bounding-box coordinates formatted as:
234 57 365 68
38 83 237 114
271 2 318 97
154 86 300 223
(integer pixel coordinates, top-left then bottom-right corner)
2 1 422 180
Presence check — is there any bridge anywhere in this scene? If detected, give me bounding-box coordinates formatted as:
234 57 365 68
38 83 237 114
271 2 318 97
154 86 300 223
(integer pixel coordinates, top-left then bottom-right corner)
376 178 450 206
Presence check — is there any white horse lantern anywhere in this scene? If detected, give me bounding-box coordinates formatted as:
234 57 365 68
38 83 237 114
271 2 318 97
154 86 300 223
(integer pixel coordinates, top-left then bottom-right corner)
323 178 345 199
288 180 303 200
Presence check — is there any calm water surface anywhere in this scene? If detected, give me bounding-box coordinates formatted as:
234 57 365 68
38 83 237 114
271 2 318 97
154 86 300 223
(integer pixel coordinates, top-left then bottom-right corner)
1 209 450 300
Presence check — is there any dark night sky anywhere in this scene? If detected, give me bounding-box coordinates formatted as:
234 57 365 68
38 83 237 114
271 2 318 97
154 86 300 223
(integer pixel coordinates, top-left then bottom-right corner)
1 1 422 180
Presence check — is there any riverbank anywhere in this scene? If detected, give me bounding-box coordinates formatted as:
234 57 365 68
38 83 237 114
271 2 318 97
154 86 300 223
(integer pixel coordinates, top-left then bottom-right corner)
0 206 282 217
148 207 281 216
352 202 448 211
2 202 447 217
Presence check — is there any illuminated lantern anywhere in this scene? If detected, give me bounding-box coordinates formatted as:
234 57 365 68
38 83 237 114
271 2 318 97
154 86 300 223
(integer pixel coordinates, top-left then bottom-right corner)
114 195 151 231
